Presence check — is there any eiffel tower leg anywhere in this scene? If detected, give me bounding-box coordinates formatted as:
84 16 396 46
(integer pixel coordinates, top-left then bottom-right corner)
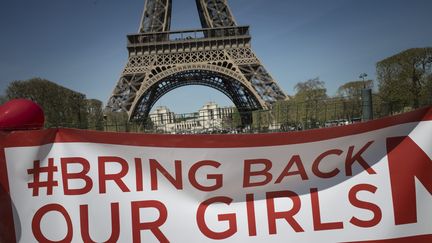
106 73 146 113
139 0 172 33
225 47 288 104
196 0 237 28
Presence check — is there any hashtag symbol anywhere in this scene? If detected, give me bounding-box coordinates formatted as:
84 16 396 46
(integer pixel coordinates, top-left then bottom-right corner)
27 158 58 196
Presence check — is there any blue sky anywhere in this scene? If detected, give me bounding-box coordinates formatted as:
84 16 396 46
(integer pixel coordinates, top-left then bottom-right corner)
1 0 431 113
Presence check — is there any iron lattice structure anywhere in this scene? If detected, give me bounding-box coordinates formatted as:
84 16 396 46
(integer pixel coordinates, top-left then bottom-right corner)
107 0 288 123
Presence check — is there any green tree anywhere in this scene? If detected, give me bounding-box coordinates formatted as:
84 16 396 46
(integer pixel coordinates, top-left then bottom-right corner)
294 77 327 101
372 93 388 118
231 109 242 128
292 77 328 128
104 111 127 131
86 99 104 130
271 100 303 130
422 74 432 105
0 95 7 105
5 78 88 128
377 47 432 112
221 108 242 130
252 110 271 132
336 80 373 119
272 100 290 125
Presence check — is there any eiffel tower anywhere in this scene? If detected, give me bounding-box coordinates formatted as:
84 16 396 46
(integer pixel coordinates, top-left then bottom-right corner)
106 0 288 124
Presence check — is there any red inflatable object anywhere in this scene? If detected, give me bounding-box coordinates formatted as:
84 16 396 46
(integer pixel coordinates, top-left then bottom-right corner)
0 99 45 131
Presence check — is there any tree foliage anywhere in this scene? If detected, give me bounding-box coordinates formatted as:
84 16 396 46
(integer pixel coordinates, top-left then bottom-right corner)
293 77 327 102
0 95 7 105
221 108 242 130
5 78 103 129
377 47 432 112
86 99 104 130
337 80 373 98
267 78 329 130
103 111 146 132
252 110 271 131
292 77 328 127
336 80 373 119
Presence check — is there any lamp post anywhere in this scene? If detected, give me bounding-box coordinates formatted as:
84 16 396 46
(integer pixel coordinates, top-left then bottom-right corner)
359 73 368 88
359 73 373 121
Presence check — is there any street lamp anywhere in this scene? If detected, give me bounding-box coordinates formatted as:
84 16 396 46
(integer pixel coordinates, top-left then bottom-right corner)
359 73 373 121
359 73 368 88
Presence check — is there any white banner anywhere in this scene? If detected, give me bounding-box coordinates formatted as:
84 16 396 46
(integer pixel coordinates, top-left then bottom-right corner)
1 107 432 242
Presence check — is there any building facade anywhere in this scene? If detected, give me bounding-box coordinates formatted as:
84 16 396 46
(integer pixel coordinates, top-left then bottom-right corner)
149 102 235 133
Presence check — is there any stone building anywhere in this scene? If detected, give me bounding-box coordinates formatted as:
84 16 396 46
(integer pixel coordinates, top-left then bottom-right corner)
149 102 235 133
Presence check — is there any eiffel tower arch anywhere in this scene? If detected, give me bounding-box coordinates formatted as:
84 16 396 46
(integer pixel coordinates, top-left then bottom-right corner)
106 0 288 124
